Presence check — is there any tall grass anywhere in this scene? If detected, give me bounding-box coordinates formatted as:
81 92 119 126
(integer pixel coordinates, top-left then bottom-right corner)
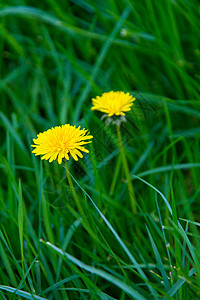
0 0 200 299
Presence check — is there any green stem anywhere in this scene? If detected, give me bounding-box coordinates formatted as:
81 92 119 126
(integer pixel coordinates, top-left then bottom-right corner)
116 125 137 214
64 163 99 243
64 163 87 222
109 155 122 196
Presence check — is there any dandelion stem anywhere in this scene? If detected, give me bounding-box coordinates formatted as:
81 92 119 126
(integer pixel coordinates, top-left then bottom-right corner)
64 162 87 222
116 125 137 214
109 155 122 196
64 164 106 244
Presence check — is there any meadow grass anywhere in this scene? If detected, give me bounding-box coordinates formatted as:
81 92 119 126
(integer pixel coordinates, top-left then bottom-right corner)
0 0 200 299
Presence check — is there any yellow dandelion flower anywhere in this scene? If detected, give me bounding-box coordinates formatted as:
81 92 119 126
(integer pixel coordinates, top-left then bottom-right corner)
91 91 136 117
31 124 93 164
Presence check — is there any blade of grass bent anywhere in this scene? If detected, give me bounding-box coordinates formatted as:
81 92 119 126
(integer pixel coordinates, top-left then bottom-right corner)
42 241 147 300
132 175 172 215
64 166 158 298
0 286 47 300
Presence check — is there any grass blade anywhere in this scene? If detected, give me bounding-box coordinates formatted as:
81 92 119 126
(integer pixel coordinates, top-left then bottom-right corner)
42 240 147 300
0 286 47 300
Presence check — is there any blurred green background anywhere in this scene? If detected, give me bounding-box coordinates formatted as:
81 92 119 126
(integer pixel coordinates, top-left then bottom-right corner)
0 1 200 299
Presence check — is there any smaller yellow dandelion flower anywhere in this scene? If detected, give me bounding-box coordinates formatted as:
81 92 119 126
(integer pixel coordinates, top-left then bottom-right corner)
91 91 136 117
32 124 93 164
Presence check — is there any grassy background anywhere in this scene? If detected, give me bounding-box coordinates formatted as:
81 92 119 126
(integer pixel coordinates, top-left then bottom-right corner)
0 0 200 299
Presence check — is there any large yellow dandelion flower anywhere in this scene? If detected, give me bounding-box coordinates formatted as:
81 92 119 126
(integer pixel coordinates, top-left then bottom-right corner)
91 91 136 117
32 124 93 164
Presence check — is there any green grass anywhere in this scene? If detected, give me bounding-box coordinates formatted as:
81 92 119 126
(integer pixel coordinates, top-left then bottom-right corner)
0 0 200 299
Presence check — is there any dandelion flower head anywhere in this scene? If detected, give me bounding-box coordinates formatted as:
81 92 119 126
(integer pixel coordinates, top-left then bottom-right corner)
32 124 93 164
91 91 136 117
